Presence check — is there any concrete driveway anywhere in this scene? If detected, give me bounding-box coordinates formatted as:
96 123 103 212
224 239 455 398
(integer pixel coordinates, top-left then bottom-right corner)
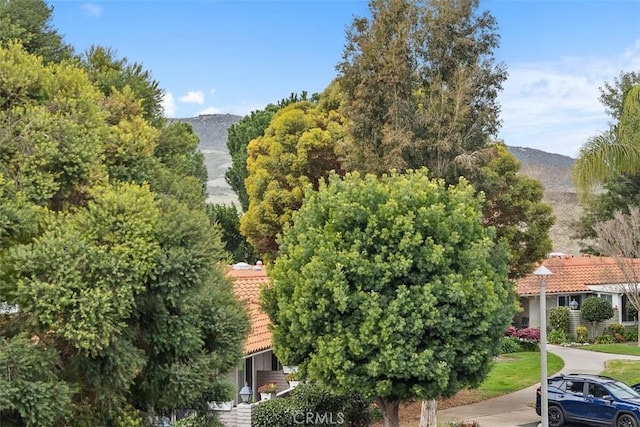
436 344 640 427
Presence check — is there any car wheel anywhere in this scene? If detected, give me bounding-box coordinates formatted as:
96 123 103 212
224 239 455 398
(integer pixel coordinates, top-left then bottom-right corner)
548 405 565 427
617 414 639 427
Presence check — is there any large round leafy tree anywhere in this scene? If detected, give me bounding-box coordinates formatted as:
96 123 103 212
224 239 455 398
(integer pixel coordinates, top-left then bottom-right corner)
262 169 517 427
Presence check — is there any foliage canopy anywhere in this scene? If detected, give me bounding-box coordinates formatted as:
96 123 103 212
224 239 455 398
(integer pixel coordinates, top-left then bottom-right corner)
262 169 516 426
240 92 345 260
0 41 248 426
581 297 614 324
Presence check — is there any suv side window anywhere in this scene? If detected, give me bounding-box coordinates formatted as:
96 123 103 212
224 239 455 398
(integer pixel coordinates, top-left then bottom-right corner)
566 381 585 395
588 383 609 399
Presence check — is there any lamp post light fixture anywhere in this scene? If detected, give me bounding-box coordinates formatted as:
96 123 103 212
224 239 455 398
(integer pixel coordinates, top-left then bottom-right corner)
239 383 252 404
533 264 553 427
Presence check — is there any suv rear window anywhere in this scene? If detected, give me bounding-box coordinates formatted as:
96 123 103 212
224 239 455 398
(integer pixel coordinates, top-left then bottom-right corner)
565 381 585 395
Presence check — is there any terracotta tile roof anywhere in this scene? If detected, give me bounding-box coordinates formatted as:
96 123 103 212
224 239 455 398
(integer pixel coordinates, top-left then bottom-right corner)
517 255 640 296
227 263 272 355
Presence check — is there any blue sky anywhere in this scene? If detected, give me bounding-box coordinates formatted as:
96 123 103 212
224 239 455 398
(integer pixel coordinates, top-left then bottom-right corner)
48 1 640 157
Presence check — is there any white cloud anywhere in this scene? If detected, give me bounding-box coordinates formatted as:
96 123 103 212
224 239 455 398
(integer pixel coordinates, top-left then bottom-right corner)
80 3 102 17
498 39 640 157
179 91 205 105
161 92 176 118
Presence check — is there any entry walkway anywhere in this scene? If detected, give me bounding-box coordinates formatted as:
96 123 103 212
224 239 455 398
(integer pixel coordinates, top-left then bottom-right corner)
437 344 640 427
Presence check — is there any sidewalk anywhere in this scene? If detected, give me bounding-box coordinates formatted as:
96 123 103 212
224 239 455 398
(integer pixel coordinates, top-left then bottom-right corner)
436 345 640 427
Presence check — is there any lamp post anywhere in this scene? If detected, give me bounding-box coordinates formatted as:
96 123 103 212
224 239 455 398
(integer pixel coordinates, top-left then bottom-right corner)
533 265 553 427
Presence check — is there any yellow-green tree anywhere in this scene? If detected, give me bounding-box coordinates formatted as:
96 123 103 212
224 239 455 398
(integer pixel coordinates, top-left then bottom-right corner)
241 90 345 260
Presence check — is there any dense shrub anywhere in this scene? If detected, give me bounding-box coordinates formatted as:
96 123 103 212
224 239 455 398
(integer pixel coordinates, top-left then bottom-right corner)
581 297 614 323
594 335 614 344
576 326 589 343
114 406 144 427
504 327 539 352
520 341 540 352
548 329 567 345
609 323 625 336
254 383 375 427
505 326 540 342
501 336 523 354
173 414 224 427
549 306 571 333
626 329 639 343
254 398 298 427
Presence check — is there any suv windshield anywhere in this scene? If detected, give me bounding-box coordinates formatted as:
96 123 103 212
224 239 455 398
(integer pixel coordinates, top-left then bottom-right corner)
607 381 640 400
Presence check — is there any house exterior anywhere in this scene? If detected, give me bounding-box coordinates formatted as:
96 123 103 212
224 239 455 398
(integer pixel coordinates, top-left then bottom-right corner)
227 262 287 400
215 262 288 427
516 254 639 332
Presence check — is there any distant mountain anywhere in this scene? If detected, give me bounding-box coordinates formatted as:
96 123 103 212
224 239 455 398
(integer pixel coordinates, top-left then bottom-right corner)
171 114 243 205
179 114 583 255
506 146 581 255
507 145 574 168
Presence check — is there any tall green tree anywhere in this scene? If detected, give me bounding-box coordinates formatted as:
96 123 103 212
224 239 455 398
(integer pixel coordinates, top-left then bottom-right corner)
130 196 249 415
0 43 249 425
476 144 554 279
572 72 640 250
337 0 416 175
573 173 640 253
206 203 257 263
9 184 160 421
82 46 166 127
262 169 516 427
338 0 506 182
240 90 345 260
0 0 73 63
225 105 280 212
599 71 640 124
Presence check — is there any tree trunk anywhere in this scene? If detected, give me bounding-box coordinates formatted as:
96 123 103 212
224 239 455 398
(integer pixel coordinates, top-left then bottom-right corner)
637 320 639 347
419 399 437 427
375 398 400 427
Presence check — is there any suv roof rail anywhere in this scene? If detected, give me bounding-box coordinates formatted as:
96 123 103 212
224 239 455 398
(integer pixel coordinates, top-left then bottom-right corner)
564 373 616 380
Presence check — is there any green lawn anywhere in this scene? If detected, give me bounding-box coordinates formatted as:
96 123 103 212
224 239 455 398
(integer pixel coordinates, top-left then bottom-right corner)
601 360 640 385
575 343 640 386
583 343 640 356
476 352 564 399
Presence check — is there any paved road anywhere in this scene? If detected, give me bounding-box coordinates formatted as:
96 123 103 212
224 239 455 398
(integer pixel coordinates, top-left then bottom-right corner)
436 344 640 427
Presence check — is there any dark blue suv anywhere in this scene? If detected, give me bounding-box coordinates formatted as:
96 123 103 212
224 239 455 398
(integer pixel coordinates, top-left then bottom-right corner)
536 374 640 427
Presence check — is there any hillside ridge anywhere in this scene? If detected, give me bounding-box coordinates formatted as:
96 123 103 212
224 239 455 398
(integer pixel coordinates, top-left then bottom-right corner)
176 114 581 254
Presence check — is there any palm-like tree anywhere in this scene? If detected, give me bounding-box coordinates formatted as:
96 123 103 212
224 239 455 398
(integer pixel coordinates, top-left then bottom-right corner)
574 84 640 196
